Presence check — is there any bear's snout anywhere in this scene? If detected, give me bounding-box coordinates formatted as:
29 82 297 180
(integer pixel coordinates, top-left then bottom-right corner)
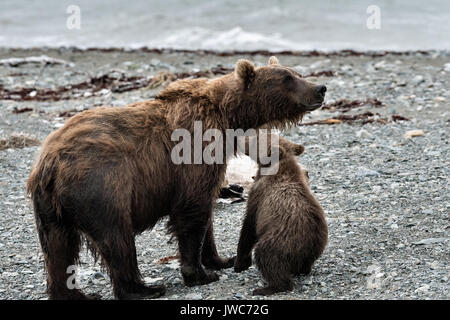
315 85 327 98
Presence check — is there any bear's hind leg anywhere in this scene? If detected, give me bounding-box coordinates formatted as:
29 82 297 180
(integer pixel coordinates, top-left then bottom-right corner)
44 227 91 299
253 245 293 296
93 227 165 300
33 196 96 300
292 253 315 276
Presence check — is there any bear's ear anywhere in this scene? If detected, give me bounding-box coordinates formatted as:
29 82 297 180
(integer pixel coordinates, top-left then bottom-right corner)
268 56 280 66
293 144 305 156
235 59 255 89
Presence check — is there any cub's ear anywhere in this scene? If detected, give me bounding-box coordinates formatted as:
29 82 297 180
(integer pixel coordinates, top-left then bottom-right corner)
268 56 280 66
294 144 305 156
235 59 255 89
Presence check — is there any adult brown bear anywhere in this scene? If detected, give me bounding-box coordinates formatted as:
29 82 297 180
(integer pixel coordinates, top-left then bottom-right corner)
27 56 326 299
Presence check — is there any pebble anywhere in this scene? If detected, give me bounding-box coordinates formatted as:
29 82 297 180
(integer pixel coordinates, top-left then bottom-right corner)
356 167 380 177
92 272 105 280
185 293 202 300
412 238 448 245
372 185 382 193
444 63 450 72
414 284 430 294
404 130 424 139
356 129 372 139
411 75 425 85
234 293 243 299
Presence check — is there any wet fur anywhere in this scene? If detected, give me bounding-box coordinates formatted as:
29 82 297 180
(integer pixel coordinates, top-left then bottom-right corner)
234 137 328 295
27 57 324 299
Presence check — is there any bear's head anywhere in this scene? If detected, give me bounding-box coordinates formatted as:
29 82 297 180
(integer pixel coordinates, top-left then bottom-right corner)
277 136 305 159
231 56 326 129
249 135 307 181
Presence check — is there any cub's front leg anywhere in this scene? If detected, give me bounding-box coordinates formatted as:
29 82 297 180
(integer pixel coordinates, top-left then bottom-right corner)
234 207 258 272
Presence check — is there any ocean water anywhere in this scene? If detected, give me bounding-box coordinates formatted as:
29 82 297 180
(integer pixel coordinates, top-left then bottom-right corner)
0 0 449 51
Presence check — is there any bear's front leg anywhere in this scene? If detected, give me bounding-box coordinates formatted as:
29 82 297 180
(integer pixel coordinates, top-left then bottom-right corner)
172 206 220 287
201 216 235 270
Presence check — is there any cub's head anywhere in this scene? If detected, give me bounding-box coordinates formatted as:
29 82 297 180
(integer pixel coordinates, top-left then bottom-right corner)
234 56 326 128
277 136 305 159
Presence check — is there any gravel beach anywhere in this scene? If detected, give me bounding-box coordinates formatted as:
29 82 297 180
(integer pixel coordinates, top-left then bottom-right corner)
0 48 448 300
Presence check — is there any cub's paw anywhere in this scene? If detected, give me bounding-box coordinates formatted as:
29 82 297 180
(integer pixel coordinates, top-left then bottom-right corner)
252 287 276 296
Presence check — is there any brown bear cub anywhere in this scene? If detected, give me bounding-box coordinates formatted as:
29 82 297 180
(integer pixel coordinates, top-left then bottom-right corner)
27 56 326 300
234 136 328 295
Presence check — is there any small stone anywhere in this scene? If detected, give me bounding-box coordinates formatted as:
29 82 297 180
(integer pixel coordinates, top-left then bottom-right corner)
391 182 400 189
98 88 110 96
372 186 382 193
92 271 105 279
374 60 386 69
144 276 164 284
185 293 202 300
404 130 424 139
356 167 380 177
412 238 448 245
234 293 243 299
356 129 372 139
444 63 450 72
415 284 430 294
411 75 424 85
162 260 179 271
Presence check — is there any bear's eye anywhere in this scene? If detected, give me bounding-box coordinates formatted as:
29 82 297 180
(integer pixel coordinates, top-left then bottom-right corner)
283 74 294 83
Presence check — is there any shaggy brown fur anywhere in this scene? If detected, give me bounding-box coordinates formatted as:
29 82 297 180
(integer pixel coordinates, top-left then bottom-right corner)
26 57 326 300
234 136 328 296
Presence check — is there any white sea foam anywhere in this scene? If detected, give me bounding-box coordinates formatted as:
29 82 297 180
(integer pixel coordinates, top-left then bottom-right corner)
147 27 305 51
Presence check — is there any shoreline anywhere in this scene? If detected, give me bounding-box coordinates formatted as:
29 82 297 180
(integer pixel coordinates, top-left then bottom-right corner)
2 46 448 57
